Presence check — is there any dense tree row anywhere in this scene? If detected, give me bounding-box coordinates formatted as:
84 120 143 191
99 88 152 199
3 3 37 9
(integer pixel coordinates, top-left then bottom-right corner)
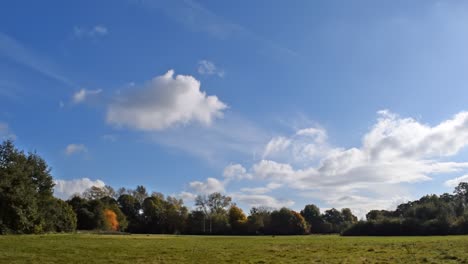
342 183 468 236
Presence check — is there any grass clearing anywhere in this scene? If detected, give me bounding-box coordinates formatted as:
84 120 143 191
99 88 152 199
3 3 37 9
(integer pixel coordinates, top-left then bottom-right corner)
1 234 468 263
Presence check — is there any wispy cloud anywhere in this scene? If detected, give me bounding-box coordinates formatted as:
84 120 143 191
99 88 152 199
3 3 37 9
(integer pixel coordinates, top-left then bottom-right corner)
65 144 88 156
0 32 74 86
73 25 108 38
150 112 269 164
0 122 16 140
101 134 118 142
72 88 103 104
137 0 297 58
198 60 225 77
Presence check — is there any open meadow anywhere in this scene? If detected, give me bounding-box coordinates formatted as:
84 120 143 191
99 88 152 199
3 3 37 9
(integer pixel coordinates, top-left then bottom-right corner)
1 234 468 263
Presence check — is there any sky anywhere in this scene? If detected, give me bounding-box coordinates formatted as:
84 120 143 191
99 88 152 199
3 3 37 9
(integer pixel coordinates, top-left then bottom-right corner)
2 0 468 217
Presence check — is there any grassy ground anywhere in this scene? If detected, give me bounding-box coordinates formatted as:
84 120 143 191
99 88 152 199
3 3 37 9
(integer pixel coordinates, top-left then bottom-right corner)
1 234 468 263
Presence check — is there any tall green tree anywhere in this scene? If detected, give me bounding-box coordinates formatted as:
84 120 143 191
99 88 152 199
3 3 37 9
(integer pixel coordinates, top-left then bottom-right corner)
301 204 322 233
0 140 76 233
118 194 142 232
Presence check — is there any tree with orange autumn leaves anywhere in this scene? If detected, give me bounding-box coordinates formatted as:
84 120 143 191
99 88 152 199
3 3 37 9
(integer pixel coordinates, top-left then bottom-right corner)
104 209 119 231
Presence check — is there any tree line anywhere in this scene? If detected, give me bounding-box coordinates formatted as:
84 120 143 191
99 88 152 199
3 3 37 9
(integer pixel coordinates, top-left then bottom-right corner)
342 183 468 236
1 140 468 236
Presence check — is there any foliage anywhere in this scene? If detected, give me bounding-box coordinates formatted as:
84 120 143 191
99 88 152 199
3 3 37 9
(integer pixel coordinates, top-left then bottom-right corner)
67 195 127 232
104 209 119 231
267 208 308 235
41 197 77 232
82 185 116 200
140 194 188 234
0 140 75 234
300 204 322 233
228 205 247 234
343 183 468 236
194 192 231 234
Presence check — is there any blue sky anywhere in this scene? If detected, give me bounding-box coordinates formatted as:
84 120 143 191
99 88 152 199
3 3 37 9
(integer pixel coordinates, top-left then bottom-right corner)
2 0 468 217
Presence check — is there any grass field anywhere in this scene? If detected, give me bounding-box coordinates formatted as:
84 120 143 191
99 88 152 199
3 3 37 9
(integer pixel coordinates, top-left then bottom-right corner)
1 234 468 263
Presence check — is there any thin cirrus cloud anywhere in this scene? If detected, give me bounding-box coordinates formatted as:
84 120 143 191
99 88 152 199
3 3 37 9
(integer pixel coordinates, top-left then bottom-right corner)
137 0 297 58
65 144 88 156
73 25 108 38
106 70 227 131
181 110 468 216
149 112 269 165
198 60 225 77
72 88 103 104
0 32 74 86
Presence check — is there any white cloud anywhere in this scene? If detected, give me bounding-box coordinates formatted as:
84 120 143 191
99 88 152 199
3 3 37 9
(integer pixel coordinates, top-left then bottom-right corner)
262 127 332 163
107 70 227 131
54 178 105 200
72 88 102 104
188 177 225 195
232 193 294 209
214 110 468 216
223 164 252 180
65 144 87 155
445 174 468 187
198 60 224 77
252 160 297 181
240 182 282 195
0 122 16 140
74 25 108 38
262 137 291 158
179 191 197 203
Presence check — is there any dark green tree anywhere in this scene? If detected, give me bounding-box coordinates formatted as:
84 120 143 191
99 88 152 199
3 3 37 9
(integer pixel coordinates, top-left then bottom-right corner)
301 204 322 233
0 140 74 234
118 194 142 232
41 197 77 232
268 208 308 235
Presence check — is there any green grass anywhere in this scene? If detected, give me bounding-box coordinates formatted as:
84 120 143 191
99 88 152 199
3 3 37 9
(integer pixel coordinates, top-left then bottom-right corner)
1 234 468 263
